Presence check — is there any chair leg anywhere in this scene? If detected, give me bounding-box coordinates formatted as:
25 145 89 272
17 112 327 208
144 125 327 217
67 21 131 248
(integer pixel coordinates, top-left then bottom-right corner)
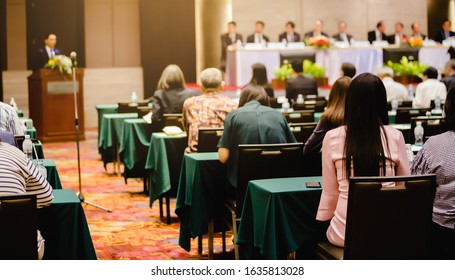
288 251 296 260
143 175 147 194
198 235 203 255
208 219 214 260
159 196 164 218
231 211 239 260
166 194 171 225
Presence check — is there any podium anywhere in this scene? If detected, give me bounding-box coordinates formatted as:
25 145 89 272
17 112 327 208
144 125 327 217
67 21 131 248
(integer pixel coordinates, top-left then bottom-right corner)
27 69 85 142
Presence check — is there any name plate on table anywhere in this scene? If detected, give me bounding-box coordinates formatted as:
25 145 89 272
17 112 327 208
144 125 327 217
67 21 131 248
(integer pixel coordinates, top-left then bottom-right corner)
47 82 79 94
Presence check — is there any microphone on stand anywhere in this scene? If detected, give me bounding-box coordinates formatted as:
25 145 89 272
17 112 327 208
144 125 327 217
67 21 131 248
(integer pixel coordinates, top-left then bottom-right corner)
70 51 77 68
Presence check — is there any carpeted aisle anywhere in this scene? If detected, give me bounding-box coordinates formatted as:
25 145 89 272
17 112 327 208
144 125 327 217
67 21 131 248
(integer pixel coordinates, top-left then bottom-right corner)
42 129 233 260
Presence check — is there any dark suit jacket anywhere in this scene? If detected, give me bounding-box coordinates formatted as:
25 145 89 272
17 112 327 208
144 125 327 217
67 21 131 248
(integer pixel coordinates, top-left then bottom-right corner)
332 33 353 42
221 33 243 70
367 30 387 43
285 75 318 102
441 74 455 91
304 31 329 38
434 30 455 43
34 47 60 71
387 33 408 44
278 32 301 42
246 34 270 43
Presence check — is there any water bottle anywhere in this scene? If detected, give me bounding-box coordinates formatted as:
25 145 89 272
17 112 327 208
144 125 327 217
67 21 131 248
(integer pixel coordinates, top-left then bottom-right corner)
296 94 304 104
414 121 424 146
408 84 415 101
130 91 138 106
9 97 18 111
391 98 399 112
22 135 33 160
282 99 290 112
405 144 414 165
36 159 47 180
434 95 442 113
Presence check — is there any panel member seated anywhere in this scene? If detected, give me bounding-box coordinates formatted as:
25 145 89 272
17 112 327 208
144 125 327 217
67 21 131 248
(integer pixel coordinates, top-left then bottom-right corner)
246 21 270 44
304 19 329 39
34 33 60 70
410 22 427 39
368 21 387 43
278 21 301 43
218 85 296 188
388 22 407 46
182 68 237 153
221 21 243 71
434 19 455 43
332 21 353 43
413 67 447 108
285 60 318 103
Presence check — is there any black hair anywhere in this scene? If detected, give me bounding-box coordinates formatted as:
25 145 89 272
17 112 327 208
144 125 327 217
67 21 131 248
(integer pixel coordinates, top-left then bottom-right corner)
341 63 356 78
396 22 404 28
442 18 451 25
44 33 56 40
423 67 438 79
445 86 455 131
255 21 265 27
239 84 269 107
228 21 236 27
286 21 295 28
250 63 270 86
376 21 384 28
291 59 303 73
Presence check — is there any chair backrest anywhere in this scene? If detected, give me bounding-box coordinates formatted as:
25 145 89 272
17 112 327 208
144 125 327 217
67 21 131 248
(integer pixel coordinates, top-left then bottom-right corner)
409 116 447 143
395 107 431 124
236 143 304 216
344 174 436 260
163 113 184 130
269 97 281 109
387 100 413 111
0 131 17 146
117 101 149 114
289 122 317 143
197 127 224 153
137 106 152 118
282 110 315 124
293 100 327 112
0 194 38 260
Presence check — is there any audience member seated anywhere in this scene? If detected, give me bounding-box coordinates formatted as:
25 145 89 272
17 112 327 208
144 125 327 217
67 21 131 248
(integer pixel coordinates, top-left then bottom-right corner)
410 22 426 40
303 76 350 156
377 66 408 102
332 21 353 43
245 63 274 97
304 19 329 39
388 22 407 46
221 21 243 72
316 73 410 247
413 67 447 108
147 64 199 131
411 86 455 259
434 19 455 44
182 68 237 153
441 60 455 91
0 101 24 136
285 60 318 103
278 21 301 43
218 85 296 188
0 141 54 259
367 20 387 43
340 63 356 78
246 21 270 44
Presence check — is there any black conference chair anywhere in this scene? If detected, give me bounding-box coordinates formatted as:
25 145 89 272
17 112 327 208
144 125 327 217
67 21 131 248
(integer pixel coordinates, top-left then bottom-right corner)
409 116 447 144
226 143 305 259
162 113 184 130
137 106 152 118
117 101 149 114
0 194 38 260
289 122 317 144
293 99 327 113
197 127 223 153
387 100 413 111
394 107 431 124
283 110 315 124
315 174 436 260
268 97 281 109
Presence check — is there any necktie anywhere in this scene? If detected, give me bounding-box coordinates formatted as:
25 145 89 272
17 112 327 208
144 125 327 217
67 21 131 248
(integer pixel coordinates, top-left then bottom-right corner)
50 49 54 58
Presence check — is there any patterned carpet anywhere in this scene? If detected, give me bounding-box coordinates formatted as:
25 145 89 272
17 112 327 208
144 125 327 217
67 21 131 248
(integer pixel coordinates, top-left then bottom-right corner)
42 129 233 260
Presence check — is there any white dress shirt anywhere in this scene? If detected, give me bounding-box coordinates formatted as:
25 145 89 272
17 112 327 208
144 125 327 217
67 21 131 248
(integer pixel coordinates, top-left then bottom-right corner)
254 33 264 43
340 33 349 42
413 79 447 108
45 45 55 59
382 77 409 102
375 30 383 41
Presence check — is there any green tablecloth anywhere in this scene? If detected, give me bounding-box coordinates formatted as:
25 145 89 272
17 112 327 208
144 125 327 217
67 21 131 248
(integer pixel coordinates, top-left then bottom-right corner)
145 132 187 206
17 109 24 118
237 177 323 259
314 112 322 122
176 152 228 252
37 189 97 259
32 159 62 190
96 104 118 154
98 113 138 167
119 119 153 180
34 140 44 159
26 127 37 139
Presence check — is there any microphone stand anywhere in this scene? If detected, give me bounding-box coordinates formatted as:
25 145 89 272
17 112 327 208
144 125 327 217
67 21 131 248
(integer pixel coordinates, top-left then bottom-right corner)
71 54 111 212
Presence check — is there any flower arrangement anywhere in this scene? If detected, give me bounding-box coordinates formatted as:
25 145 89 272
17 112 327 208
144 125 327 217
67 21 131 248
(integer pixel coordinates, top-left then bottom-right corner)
407 37 423 48
274 62 293 80
306 35 331 49
386 56 427 77
303 60 326 78
45 55 73 75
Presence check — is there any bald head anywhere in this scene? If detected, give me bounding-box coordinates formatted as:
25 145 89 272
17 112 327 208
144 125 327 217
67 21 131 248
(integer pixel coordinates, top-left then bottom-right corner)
200 68 224 91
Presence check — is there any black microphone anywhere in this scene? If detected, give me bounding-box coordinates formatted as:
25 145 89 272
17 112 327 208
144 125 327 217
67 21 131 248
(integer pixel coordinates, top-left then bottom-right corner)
70 51 77 68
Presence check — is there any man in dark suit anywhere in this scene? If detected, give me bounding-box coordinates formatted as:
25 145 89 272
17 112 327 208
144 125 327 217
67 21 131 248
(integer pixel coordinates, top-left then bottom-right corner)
434 19 455 43
367 21 387 44
34 33 60 71
221 21 243 71
332 21 353 43
246 21 270 44
410 22 426 39
304 19 329 38
441 60 455 91
278 21 301 43
285 60 318 103
388 22 407 45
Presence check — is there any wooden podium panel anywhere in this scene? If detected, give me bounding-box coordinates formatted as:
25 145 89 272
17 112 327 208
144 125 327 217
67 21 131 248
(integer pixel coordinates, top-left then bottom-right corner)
28 69 85 142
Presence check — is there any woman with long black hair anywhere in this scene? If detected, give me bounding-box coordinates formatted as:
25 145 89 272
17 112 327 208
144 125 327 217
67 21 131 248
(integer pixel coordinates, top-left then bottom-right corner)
316 73 410 247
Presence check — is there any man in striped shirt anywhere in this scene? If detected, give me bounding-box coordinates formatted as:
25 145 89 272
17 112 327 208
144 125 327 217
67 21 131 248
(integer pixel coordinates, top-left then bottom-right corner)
0 141 53 259
0 101 24 136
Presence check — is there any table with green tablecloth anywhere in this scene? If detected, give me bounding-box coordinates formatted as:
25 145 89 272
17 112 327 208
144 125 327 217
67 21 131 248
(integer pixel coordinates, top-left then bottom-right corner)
98 113 138 169
96 104 118 154
17 109 24 118
32 159 62 190
119 118 153 181
34 140 44 159
37 189 97 259
145 132 187 206
176 152 228 252
237 177 323 259
26 127 37 139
